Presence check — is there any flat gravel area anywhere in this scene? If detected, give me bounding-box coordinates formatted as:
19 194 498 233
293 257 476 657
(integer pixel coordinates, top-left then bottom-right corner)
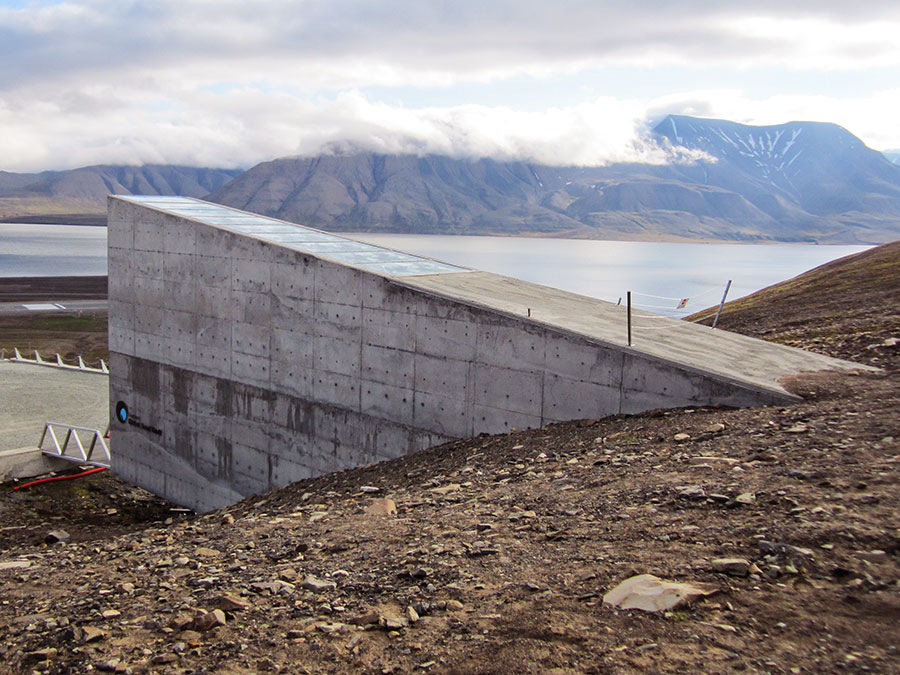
0 361 108 451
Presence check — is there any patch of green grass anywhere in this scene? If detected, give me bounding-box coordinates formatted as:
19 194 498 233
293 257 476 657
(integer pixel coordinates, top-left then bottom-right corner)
35 315 107 332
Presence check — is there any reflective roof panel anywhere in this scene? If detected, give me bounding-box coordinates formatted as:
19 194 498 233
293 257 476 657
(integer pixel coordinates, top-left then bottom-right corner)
116 195 468 277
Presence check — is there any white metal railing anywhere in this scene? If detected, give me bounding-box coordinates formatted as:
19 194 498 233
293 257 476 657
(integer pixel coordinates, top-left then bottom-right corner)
0 348 107 374
39 422 111 468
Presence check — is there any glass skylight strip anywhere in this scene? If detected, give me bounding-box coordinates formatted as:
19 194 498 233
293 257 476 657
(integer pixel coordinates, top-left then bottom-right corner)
365 261 466 276
283 241 381 254
121 196 197 203
262 231 344 243
326 250 421 265
119 195 468 277
199 216 282 226
227 224 323 234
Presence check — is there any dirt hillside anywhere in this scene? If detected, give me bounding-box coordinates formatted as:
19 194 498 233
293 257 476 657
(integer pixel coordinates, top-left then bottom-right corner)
0 244 897 674
688 241 900 369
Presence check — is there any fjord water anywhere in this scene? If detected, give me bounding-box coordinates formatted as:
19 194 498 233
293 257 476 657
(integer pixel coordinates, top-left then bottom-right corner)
0 224 869 316
352 234 870 315
0 224 107 277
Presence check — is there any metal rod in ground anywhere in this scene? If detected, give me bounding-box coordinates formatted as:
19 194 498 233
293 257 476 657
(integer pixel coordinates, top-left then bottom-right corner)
712 279 733 329
627 291 632 346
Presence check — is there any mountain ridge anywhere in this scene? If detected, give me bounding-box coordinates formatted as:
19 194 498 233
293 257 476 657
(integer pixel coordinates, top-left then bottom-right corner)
0 164 242 222
206 115 900 243
3 116 899 243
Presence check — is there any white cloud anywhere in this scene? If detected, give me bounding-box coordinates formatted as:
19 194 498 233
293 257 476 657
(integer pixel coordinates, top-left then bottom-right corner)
4 0 900 90
1 1 898 171
6 83 898 173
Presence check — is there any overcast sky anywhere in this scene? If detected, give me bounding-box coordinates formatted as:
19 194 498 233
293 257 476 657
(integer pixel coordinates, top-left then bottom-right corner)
2 0 899 172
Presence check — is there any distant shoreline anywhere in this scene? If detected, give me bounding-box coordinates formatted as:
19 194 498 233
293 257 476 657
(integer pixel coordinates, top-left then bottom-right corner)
0 213 106 226
0 276 107 302
1 215 874 245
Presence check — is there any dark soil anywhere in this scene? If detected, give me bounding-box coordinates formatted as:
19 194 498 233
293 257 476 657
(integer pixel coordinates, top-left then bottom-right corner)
0 245 897 674
0 276 108 303
0 276 109 364
0 214 107 226
0 469 184 552
0 312 109 365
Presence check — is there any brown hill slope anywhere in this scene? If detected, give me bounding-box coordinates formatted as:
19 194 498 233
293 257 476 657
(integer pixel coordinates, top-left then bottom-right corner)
0 249 897 673
0 165 241 221
689 240 900 369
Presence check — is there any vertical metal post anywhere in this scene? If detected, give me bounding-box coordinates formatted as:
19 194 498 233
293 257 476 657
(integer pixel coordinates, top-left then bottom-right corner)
627 291 632 346
712 279 732 329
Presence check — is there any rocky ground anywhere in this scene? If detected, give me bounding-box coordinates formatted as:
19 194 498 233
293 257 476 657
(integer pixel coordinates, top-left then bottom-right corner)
0 246 897 674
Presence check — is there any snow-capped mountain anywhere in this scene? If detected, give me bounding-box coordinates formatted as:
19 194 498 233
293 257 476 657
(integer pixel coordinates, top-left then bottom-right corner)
657 115 830 183
8 115 896 244
652 115 900 221
209 116 900 244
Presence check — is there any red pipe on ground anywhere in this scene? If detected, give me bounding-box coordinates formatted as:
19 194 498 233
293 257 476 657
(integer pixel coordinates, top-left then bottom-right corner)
12 467 107 491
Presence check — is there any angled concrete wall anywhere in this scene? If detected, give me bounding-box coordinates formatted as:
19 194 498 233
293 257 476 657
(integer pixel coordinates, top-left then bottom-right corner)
108 197 860 512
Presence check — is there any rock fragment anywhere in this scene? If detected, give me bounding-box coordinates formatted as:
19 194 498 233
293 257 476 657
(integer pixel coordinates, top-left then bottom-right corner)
45 530 69 544
82 626 105 643
25 648 57 662
712 558 752 577
690 456 738 466
349 610 380 625
190 609 227 632
758 541 814 558
430 483 461 495
366 498 397 516
0 560 32 571
856 550 888 562
603 574 717 612
215 594 252 611
301 574 337 593
678 485 706 500
380 615 409 630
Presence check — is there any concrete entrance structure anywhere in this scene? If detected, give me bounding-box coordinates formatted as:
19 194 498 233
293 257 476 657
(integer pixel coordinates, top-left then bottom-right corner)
108 196 865 512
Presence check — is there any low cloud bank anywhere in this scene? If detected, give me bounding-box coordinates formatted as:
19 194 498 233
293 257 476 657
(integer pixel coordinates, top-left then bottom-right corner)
9 87 889 173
